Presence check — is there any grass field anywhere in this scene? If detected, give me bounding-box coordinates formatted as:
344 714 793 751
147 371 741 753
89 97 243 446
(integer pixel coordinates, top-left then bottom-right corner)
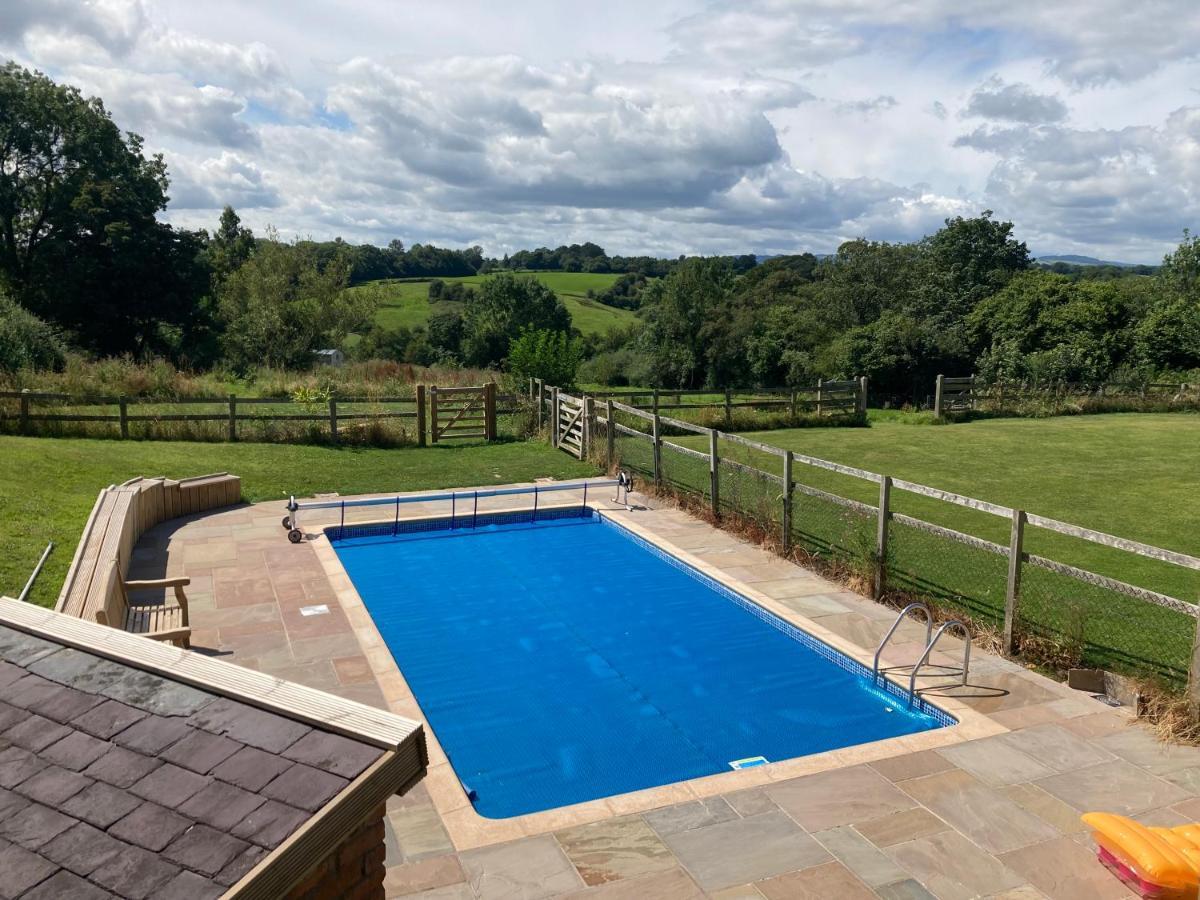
356 271 636 337
671 411 1199 599
0 435 596 608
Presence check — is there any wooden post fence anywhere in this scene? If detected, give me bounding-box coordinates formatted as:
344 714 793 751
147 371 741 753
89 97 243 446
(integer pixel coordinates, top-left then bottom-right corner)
782 451 793 553
858 376 868 414
19 389 30 434
484 382 497 441
1004 509 1026 656
536 379 546 431
652 388 660 418
816 378 825 416
652 408 662 486
551 387 560 448
709 428 720 517
605 398 615 471
118 397 129 439
228 395 237 442
724 389 732 427
874 476 891 600
582 395 594 457
415 385 426 447
934 374 945 418
328 397 338 443
429 386 439 444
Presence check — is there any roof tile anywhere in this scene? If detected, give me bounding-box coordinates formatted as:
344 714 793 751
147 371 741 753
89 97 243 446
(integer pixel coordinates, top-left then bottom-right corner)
28 648 128 693
128 762 210 808
178 780 267 831
230 798 309 848
14 764 92 806
4 713 72 752
20 868 114 900
7 674 104 724
0 838 58 896
83 745 160 789
0 700 25 731
189 697 310 752
72 699 147 740
41 821 125 876
0 786 32 819
160 728 240 774
0 801 75 850
0 659 27 687
42 731 111 771
111 714 191 755
164 823 250 876
108 802 192 852
0 745 45 789
209 744 293 791
0 626 60 667
89 842 179 899
102 669 214 717
282 729 382 778
262 762 349 812
215 843 267 886
60 782 142 830
155 869 226 900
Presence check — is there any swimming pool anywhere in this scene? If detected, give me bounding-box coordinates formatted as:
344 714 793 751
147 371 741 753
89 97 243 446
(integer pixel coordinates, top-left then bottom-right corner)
331 508 952 818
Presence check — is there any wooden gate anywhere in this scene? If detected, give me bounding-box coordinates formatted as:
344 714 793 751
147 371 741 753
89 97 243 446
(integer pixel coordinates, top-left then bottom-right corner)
554 391 586 458
429 383 496 442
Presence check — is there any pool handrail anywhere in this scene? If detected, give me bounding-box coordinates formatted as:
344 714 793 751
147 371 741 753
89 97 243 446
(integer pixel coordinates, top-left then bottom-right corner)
873 602 933 681
908 619 971 702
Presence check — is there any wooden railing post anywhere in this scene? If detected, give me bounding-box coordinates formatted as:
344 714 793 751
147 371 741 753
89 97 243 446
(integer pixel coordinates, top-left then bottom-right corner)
858 376 868 414
1189 620 1200 715
430 386 439 444
652 388 660 418
582 396 594 457
874 476 891 600
228 394 237 442
484 382 497 441
816 378 825 416
724 388 732 427
1004 509 1026 655
118 396 129 439
789 390 797 419
709 428 720 517
782 451 794 553
328 396 338 443
605 398 615 471
550 387 559 447
19 389 30 434
536 379 545 431
934 374 945 418
415 385 426 447
652 410 662 486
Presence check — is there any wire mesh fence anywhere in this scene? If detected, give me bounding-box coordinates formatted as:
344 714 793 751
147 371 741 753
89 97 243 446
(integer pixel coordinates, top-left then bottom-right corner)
593 394 1200 694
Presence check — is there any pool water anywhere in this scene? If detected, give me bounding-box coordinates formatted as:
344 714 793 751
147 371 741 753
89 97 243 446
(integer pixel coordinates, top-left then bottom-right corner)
332 511 950 818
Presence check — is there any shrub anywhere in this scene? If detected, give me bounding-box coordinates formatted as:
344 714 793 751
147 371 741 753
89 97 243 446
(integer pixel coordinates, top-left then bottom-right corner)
506 328 582 388
0 291 66 372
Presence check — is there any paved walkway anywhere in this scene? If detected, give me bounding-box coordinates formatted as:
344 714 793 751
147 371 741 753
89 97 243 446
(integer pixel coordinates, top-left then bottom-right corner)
127 483 1200 899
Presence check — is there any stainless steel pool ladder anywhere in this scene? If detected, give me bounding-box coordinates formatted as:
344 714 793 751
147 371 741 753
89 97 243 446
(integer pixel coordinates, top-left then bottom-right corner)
908 620 971 702
872 602 933 682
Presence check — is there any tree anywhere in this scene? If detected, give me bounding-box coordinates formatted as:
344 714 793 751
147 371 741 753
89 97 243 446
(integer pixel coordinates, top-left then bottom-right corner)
0 63 206 356
0 287 66 372
461 273 570 367
507 328 583 387
639 258 735 387
217 235 377 370
205 206 254 284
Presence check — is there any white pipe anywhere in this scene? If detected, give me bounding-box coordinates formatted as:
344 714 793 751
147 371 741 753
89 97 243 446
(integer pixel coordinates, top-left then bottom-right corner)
17 542 54 603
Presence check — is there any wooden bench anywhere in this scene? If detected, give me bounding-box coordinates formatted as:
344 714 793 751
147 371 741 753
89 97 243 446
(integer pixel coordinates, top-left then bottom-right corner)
95 563 192 648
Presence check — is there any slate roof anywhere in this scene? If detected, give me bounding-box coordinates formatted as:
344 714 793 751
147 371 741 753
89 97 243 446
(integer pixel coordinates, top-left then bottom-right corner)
0 624 385 899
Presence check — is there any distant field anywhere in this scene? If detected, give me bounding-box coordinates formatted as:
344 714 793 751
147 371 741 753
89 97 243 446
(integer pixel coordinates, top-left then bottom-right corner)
355 271 635 338
672 411 1200 599
0 435 596 608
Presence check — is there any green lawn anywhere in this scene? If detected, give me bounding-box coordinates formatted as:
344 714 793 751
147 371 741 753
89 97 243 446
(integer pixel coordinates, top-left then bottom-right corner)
1 435 596 608
357 272 636 338
670 412 1199 599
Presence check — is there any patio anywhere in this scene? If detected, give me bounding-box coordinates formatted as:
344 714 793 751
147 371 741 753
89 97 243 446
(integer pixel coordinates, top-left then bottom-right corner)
126 479 1200 899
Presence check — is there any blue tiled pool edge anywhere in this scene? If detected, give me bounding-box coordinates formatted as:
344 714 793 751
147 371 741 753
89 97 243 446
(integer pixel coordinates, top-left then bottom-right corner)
326 505 956 727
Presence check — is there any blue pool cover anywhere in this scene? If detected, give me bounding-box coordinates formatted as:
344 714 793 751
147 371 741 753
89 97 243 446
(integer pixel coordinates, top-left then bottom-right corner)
332 511 949 818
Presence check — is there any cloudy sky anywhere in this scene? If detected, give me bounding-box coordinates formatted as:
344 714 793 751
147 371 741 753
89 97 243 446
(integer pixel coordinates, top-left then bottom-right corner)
4 0 1199 262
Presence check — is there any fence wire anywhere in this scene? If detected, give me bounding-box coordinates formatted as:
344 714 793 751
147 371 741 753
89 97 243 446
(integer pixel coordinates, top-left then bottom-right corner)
718 457 781 534
789 481 874 572
659 441 712 500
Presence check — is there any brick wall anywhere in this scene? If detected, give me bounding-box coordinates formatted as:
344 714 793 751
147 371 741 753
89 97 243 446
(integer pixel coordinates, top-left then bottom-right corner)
284 804 387 900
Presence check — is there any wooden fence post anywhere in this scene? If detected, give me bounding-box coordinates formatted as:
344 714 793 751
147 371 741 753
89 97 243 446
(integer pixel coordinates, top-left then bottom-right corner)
652 410 662 486
934 374 945 418
858 376 868 414
652 389 660 418
536 379 545 431
430 386 439 444
605 398 615 471
582 396 594 457
1004 509 1026 656
1189 621 1200 715
529 377 535 400
874 476 891 600
416 385 426 447
19 389 29 434
782 451 794 554
484 382 497 441
789 390 797 419
228 394 237 442
709 428 720 517
118 396 129 439
816 378 824 416
328 396 338 443
724 389 732 427
550 387 559 447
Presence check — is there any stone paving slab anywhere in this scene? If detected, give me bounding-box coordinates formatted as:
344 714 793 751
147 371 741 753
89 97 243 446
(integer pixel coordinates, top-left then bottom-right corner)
133 481 1175 898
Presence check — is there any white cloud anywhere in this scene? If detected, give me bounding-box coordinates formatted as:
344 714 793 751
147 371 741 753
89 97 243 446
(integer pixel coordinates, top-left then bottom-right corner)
964 77 1067 124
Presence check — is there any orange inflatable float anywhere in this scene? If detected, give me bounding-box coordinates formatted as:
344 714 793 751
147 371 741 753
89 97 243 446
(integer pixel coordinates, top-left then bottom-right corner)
1083 812 1200 899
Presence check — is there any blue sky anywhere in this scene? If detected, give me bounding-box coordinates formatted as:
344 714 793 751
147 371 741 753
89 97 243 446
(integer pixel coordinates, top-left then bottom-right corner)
4 0 1199 262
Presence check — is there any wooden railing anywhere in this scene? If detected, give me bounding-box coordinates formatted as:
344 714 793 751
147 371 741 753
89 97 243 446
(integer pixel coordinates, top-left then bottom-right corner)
934 375 1199 418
